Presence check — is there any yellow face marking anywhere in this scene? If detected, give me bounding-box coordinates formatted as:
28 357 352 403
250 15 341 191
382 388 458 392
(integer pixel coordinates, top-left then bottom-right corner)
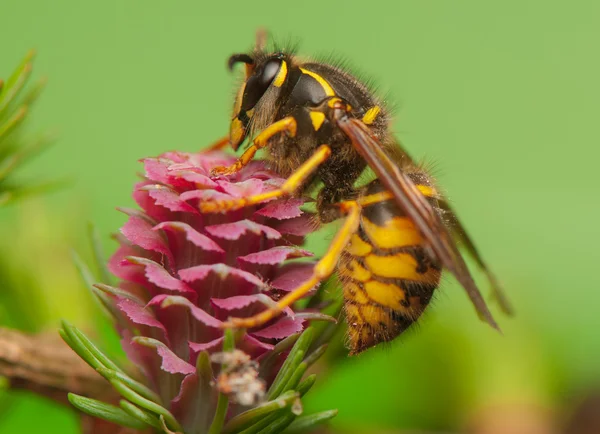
273 60 288 87
362 106 381 125
362 217 423 249
299 67 336 96
347 234 372 257
229 117 246 148
416 185 437 198
309 111 326 131
364 253 437 282
232 83 245 118
363 280 406 311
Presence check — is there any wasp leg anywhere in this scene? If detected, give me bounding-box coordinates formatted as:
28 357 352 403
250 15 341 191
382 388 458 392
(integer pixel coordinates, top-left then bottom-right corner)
221 200 362 329
211 117 298 176
201 144 331 213
206 136 230 151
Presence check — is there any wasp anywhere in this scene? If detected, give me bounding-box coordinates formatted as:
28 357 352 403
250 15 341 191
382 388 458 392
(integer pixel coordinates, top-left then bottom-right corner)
202 32 512 354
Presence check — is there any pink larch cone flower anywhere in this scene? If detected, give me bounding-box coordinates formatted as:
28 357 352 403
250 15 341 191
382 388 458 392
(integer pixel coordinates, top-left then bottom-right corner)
94 149 328 432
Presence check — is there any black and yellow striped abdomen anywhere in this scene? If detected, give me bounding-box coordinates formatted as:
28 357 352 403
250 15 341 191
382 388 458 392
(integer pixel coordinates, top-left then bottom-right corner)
339 180 442 354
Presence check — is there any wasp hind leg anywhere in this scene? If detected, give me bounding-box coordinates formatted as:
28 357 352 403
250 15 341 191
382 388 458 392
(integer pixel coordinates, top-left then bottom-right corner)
210 116 298 177
221 200 362 329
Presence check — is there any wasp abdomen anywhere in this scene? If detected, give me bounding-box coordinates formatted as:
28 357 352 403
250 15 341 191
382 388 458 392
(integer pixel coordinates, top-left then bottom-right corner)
340 181 442 355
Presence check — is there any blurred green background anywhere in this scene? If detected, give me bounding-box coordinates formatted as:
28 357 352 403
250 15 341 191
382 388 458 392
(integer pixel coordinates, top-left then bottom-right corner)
2 0 600 432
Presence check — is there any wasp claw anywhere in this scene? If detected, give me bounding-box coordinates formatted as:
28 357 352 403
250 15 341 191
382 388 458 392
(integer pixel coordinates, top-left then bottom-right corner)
220 317 247 330
198 201 220 213
211 165 238 177
199 198 245 214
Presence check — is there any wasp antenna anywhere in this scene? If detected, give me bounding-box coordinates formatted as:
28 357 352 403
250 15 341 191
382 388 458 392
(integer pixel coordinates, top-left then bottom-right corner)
255 28 268 51
227 53 254 71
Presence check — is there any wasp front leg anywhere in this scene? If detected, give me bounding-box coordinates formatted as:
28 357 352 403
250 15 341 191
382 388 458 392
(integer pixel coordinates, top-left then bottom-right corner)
201 143 331 213
205 135 230 151
210 117 298 177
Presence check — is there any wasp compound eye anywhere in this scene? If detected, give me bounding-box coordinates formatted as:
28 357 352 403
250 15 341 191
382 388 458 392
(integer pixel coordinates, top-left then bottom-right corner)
240 58 282 111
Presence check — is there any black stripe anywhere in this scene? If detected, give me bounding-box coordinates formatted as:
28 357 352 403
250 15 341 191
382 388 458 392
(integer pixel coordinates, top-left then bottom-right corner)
345 279 437 310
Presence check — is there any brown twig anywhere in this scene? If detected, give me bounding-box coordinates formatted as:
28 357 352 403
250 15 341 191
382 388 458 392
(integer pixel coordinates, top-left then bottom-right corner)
0 327 113 406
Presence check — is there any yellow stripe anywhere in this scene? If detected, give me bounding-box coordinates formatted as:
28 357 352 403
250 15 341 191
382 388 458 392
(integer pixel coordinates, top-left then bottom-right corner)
273 60 288 87
345 303 362 321
364 253 438 282
358 191 393 207
347 234 372 257
360 302 395 328
349 260 372 282
344 282 370 305
416 184 437 198
362 106 381 125
362 217 422 249
299 67 335 96
363 280 406 311
309 111 326 131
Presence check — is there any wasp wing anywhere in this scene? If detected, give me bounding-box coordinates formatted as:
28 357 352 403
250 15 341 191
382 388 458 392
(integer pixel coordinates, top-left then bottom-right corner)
438 200 514 316
336 115 500 330
385 137 512 316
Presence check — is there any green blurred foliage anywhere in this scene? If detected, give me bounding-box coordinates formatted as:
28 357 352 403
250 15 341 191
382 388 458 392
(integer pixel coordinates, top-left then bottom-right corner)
1 0 599 433
0 51 60 205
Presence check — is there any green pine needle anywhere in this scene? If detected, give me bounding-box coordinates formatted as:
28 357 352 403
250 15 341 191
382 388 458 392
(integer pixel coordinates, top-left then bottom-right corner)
222 390 299 434
61 320 125 374
88 223 112 285
119 400 163 430
97 367 163 405
285 410 339 433
267 327 314 400
68 393 147 430
110 379 183 432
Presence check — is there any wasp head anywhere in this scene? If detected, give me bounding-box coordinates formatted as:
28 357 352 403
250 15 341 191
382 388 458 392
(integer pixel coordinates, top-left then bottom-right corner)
227 52 287 150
